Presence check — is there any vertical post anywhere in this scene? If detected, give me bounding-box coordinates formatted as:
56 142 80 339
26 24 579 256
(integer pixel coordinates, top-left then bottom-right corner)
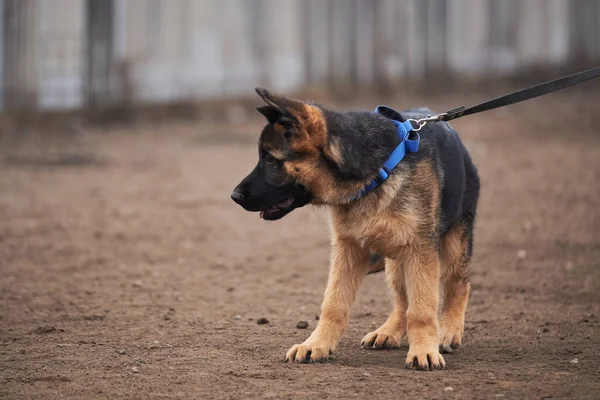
111 0 136 108
546 0 569 66
375 0 409 90
250 0 267 87
304 0 329 86
85 0 114 108
2 0 37 110
407 0 427 82
425 0 446 78
567 0 598 64
487 0 518 74
301 0 311 86
329 0 355 92
354 0 374 86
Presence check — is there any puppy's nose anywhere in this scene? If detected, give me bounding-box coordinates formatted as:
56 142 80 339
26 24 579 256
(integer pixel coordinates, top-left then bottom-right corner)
231 188 245 205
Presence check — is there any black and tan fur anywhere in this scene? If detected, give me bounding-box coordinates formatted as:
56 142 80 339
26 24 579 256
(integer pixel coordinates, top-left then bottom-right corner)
231 88 480 370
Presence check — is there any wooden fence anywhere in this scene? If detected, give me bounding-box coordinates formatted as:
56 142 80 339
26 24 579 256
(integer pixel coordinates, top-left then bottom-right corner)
1 0 599 110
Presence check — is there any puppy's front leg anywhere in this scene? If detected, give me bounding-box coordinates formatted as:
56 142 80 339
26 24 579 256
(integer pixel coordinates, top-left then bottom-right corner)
285 237 370 363
403 244 445 370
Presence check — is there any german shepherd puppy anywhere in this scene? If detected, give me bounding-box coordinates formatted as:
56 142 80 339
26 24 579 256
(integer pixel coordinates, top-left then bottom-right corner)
231 88 480 370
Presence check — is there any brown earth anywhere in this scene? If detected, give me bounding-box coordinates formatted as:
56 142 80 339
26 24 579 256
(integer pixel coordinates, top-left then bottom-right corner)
1 88 599 400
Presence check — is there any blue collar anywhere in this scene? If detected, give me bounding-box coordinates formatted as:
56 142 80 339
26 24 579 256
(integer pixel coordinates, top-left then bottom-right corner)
350 106 420 201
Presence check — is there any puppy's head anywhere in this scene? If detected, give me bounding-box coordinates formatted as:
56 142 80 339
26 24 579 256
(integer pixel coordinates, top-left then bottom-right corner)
231 88 364 220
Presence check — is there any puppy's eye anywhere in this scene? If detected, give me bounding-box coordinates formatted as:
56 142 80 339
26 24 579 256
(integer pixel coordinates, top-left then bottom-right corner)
283 126 294 139
279 120 293 130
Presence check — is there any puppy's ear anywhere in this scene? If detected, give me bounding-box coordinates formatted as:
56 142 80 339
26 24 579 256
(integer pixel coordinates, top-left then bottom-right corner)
256 106 282 125
255 87 304 122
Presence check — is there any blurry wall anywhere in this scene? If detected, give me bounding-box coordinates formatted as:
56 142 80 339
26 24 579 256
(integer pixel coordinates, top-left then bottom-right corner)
1 0 599 111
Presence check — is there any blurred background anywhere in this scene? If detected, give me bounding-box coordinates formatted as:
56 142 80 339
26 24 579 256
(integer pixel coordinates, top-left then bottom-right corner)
1 1 600 399
1 0 599 111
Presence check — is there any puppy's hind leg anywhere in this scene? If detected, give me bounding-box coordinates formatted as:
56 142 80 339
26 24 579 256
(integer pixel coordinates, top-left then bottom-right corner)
439 223 473 354
361 258 407 350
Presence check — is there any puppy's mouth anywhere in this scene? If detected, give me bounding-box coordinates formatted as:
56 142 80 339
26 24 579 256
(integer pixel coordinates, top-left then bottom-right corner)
259 197 295 221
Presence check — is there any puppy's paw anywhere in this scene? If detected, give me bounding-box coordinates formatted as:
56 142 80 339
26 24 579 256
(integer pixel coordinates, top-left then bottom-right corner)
405 346 445 371
438 323 463 354
361 328 403 350
284 342 333 363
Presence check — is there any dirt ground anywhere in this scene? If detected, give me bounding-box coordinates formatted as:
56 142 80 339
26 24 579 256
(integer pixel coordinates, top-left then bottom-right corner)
1 87 599 400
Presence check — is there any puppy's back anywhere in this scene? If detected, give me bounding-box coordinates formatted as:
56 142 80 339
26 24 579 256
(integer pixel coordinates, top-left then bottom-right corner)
401 107 480 236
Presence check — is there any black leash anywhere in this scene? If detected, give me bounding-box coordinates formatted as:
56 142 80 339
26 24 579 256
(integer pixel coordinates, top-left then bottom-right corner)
408 66 600 130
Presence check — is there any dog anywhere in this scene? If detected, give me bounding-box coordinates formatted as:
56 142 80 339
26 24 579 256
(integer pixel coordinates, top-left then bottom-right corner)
231 88 480 370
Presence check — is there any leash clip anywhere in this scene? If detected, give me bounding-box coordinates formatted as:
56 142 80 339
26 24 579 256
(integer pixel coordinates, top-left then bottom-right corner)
407 113 447 131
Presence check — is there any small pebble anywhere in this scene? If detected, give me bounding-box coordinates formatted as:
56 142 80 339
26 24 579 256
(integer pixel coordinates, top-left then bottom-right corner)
163 308 175 320
570 358 579 364
296 321 309 329
444 386 454 392
516 250 527 259
257 317 269 325
33 326 58 335
233 315 242 320
566 262 575 271
132 280 143 288
132 366 140 373
362 372 371 377
116 349 126 355
495 395 504 398
84 314 105 321
315 315 320 320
